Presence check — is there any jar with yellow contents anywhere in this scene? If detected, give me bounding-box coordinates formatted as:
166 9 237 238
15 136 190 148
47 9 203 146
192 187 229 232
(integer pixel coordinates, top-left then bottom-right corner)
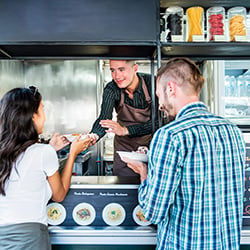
186 6 204 42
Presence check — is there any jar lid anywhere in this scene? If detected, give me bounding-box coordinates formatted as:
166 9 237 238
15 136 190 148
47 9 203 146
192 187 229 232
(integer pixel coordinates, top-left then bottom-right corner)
228 6 246 16
165 6 183 15
207 6 225 14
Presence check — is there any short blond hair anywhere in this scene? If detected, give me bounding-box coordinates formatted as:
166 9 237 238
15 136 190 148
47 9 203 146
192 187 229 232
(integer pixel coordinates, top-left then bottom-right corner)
157 57 205 94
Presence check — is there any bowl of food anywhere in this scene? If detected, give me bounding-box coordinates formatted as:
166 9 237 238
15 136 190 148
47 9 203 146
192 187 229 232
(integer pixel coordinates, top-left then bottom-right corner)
102 203 126 226
133 205 151 226
72 202 96 226
47 202 66 226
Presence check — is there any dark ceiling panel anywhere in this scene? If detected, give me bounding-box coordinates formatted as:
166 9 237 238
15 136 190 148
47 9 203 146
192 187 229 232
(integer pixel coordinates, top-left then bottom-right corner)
0 0 158 43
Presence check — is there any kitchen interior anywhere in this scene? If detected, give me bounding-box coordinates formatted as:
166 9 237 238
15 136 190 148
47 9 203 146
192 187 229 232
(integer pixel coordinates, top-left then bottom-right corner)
0 59 154 175
0 0 250 249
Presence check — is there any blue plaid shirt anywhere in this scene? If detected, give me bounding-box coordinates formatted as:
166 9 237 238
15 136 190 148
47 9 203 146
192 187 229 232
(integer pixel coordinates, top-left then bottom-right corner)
139 102 245 250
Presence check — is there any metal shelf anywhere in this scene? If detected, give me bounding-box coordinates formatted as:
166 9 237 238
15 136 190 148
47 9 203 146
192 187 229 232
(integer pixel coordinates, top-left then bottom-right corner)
3 42 249 60
161 42 250 60
0 42 156 60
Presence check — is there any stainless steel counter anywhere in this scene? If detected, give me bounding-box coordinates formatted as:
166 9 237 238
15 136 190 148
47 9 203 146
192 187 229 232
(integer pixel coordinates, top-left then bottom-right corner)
49 226 157 245
49 226 250 245
241 226 250 244
70 175 140 186
49 226 250 246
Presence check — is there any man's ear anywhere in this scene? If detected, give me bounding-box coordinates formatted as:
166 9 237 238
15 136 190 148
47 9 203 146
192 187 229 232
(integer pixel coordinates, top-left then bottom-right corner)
134 64 138 72
166 81 176 96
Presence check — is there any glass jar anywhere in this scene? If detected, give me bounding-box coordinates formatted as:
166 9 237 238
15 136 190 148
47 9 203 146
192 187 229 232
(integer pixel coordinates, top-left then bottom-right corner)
206 7 225 41
228 7 247 41
186 6 204 42
165 6 184 42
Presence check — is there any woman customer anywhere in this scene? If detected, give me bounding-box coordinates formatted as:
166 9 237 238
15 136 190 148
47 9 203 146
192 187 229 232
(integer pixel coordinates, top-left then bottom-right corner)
0 86 91 250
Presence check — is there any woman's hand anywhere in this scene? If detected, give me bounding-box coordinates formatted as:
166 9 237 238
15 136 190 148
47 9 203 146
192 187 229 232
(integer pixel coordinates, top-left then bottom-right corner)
69 136 92 157
87 133 99 147
49 133 70 151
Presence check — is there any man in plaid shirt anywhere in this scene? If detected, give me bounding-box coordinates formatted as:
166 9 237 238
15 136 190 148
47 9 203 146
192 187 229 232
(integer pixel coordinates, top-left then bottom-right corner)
121 57 246 250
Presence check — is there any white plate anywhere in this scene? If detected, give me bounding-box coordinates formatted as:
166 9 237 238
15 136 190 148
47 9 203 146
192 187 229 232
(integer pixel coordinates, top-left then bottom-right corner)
102 203 126 226
117 151 148 162
47 203 66 226
72 203 96 226
132 205 151 226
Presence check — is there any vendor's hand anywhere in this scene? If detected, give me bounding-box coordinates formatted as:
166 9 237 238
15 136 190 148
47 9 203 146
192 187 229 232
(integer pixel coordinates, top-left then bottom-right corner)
100 119 128 136
120 156 148 183
87 133 99 147
49 133 70 151
70 136 92 157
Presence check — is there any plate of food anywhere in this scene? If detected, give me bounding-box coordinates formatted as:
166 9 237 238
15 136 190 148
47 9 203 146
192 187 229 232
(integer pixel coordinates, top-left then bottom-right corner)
133 205 151 226
102 203 126 226
64 133 98 143
72 203 96 226
117 151 148 162
47 202 66 226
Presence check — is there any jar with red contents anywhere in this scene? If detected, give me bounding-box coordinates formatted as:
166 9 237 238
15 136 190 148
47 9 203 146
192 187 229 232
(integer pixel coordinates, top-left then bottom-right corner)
206 6 225 41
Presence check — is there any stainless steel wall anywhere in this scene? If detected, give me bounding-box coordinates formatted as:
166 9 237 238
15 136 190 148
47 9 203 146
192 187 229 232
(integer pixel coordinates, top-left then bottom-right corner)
0 60 24 97
200 60 215 114
24 60 99 138
0 60 99 137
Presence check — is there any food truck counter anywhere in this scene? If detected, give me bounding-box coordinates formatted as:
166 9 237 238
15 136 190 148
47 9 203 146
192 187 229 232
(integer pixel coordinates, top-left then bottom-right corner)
47 176 156 249
48 176 250 249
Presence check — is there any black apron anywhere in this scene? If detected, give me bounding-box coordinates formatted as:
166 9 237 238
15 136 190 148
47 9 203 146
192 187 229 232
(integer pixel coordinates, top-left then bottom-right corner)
113 78 152 176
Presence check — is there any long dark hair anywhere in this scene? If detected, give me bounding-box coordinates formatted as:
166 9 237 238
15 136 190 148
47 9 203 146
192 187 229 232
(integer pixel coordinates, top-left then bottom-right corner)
0 86 42 195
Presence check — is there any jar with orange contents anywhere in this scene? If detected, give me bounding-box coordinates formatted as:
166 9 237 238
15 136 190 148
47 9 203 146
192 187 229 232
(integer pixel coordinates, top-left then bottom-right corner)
228 7 247 42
